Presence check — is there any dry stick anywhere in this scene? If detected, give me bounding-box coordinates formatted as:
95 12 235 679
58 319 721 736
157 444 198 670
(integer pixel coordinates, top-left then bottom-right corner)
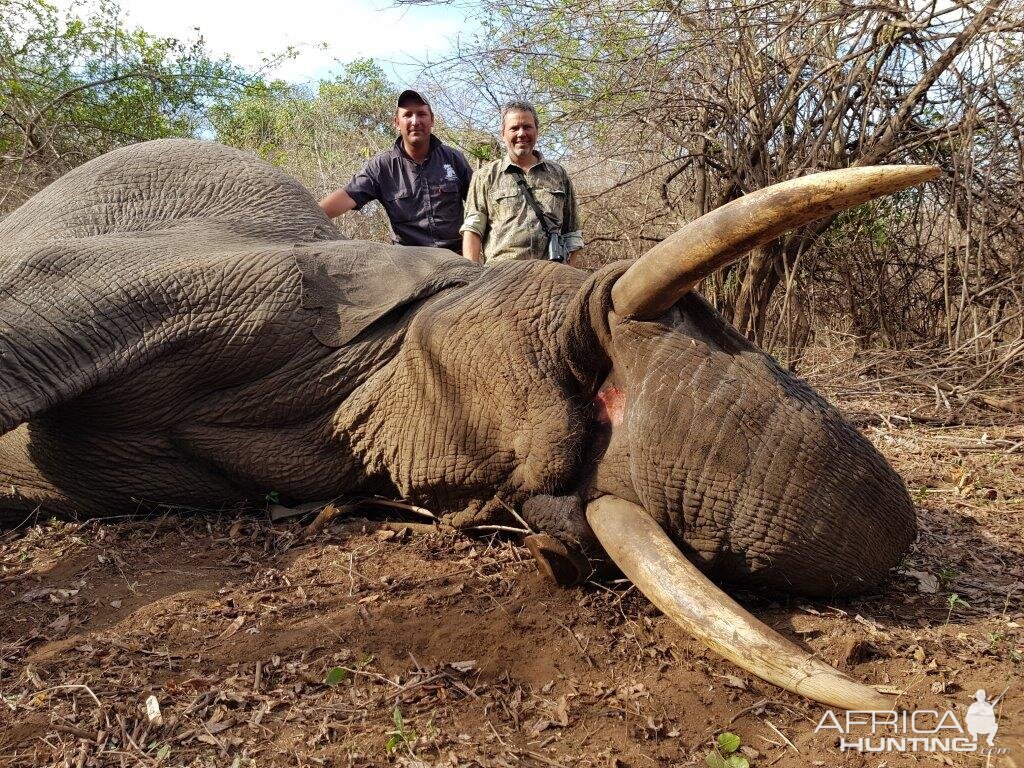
468 524 531 535
493 495 535 533
365 497 436 519
50 723 99 741
39 685 103 710
764 719 799 753
303 503 349 539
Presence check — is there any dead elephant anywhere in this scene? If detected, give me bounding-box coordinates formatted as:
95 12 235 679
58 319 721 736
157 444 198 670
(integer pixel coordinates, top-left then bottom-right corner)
0 139 933 710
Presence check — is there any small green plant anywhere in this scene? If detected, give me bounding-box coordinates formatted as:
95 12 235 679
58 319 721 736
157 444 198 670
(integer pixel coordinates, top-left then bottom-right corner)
987 631 1006 652
945 593 970 624
324 666 348 686
325 653 373 686
264 490 280 505
706 732 748 768
384 706 419 756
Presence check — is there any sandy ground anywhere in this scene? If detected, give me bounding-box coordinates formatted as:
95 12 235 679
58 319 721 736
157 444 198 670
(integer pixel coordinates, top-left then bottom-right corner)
1 357 1022 768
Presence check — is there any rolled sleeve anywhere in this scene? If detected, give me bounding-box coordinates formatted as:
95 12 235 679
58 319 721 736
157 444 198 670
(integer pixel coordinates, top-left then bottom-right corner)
459 171 489 237
460 211 487 237
343 161 381 209
563 230 584 251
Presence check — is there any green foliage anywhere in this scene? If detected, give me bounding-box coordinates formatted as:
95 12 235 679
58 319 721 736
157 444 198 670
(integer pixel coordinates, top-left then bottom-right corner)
1 0 250 209
207 58 400 242
706 731 749 768
945 593 970 624
209 58 398 167
384 706 419 756
324 666 348 686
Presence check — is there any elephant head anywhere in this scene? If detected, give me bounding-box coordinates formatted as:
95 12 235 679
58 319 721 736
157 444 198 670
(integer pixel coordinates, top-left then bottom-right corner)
0 140 932 712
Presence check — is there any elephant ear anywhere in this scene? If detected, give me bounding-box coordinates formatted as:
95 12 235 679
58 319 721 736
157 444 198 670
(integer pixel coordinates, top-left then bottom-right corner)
295 242 481 347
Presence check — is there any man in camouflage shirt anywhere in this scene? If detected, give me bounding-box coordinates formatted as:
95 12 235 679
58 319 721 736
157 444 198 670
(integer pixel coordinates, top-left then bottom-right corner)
460 101 583 265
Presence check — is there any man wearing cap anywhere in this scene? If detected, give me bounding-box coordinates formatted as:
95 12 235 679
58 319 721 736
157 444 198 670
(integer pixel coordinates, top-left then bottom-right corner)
460 100 583 265
319 90 473 254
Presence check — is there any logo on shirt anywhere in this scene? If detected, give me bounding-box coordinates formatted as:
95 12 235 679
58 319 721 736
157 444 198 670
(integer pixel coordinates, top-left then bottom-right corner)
443 163 458 181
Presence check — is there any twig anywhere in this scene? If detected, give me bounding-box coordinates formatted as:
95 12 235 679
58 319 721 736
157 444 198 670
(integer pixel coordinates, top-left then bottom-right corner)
467 524 531 534
493 495 535 533
764 720 798 753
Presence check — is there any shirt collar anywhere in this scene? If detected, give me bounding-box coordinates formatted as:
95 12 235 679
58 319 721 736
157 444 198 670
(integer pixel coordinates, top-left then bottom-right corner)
394 134 440 163
503 149 545 173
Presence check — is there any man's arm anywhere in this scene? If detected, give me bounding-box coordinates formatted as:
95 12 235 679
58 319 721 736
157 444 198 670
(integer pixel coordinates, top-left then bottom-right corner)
319 188 358 218
463 231 483 263
321 158 381 219
460 169 489 264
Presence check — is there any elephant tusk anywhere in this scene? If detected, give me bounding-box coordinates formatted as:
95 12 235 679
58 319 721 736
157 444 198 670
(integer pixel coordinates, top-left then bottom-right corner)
586 495 893 711
611 164 940 320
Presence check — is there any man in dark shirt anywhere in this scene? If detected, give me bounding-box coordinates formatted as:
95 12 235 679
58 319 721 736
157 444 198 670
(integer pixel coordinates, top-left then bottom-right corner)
319 90 473 254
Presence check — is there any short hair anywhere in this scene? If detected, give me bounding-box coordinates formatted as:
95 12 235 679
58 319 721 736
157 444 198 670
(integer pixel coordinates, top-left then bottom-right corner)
500 100 539 130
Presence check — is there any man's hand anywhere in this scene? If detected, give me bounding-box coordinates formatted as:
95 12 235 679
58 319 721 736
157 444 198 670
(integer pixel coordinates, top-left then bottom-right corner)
463 230 484 264
319 189 357 219
567 248 583 268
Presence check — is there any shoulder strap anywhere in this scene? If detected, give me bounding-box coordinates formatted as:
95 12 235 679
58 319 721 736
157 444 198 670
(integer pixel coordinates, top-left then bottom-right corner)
513 172 556 234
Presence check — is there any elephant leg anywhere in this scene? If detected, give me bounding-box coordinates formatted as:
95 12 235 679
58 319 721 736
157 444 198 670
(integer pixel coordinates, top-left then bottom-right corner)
0 424 77 522
0 422 256 522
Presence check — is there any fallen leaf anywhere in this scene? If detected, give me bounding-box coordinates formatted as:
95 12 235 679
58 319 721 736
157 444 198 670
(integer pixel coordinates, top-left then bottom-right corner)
20 587 55 602
146 695 162 725
217 615 245 640
903 570 939 594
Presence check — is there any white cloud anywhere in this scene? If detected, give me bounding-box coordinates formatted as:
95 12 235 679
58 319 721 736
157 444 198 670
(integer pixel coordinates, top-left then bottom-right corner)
53 0 468 84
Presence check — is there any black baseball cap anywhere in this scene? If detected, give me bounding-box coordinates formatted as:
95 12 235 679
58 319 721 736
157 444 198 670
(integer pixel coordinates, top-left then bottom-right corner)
397 89 430 110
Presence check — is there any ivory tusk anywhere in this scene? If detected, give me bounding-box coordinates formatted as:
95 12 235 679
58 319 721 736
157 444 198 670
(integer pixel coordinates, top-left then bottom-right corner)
611 164 940 320
586 494 893 711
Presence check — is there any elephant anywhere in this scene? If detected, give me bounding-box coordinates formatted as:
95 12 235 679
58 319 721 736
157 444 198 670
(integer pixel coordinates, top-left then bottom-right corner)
0 139 933 711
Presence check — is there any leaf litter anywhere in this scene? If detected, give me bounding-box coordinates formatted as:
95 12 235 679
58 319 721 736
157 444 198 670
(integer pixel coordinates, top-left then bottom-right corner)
1 357 1022 766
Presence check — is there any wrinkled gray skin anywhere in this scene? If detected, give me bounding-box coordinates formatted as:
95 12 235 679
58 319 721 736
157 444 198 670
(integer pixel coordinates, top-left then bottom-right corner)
0 139 915 597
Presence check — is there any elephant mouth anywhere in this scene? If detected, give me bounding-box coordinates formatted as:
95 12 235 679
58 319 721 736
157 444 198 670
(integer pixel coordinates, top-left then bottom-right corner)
586 495 892 711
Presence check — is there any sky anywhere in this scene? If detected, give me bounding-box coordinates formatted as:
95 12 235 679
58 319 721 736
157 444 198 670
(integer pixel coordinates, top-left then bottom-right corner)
54 0 472 86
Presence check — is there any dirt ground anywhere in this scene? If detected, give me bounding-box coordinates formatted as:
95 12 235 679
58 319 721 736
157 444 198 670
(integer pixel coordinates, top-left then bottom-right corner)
1 352 1022 768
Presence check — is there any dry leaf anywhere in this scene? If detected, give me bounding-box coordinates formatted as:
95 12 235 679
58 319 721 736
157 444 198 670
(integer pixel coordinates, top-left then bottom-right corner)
218 615 245 639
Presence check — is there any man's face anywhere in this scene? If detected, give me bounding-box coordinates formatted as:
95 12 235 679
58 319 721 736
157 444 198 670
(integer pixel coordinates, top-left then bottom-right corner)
502 109 538 163
394 102 434 147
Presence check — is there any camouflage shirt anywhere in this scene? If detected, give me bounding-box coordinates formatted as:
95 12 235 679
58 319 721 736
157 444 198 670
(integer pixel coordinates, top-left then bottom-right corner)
460 152 583 263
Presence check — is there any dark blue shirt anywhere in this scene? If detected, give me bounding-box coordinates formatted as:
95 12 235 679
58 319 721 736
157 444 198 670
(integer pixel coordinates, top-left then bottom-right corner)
345 136 473 253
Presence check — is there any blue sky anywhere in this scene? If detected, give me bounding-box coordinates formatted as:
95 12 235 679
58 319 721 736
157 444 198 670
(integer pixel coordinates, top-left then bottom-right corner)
54 0 472 86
